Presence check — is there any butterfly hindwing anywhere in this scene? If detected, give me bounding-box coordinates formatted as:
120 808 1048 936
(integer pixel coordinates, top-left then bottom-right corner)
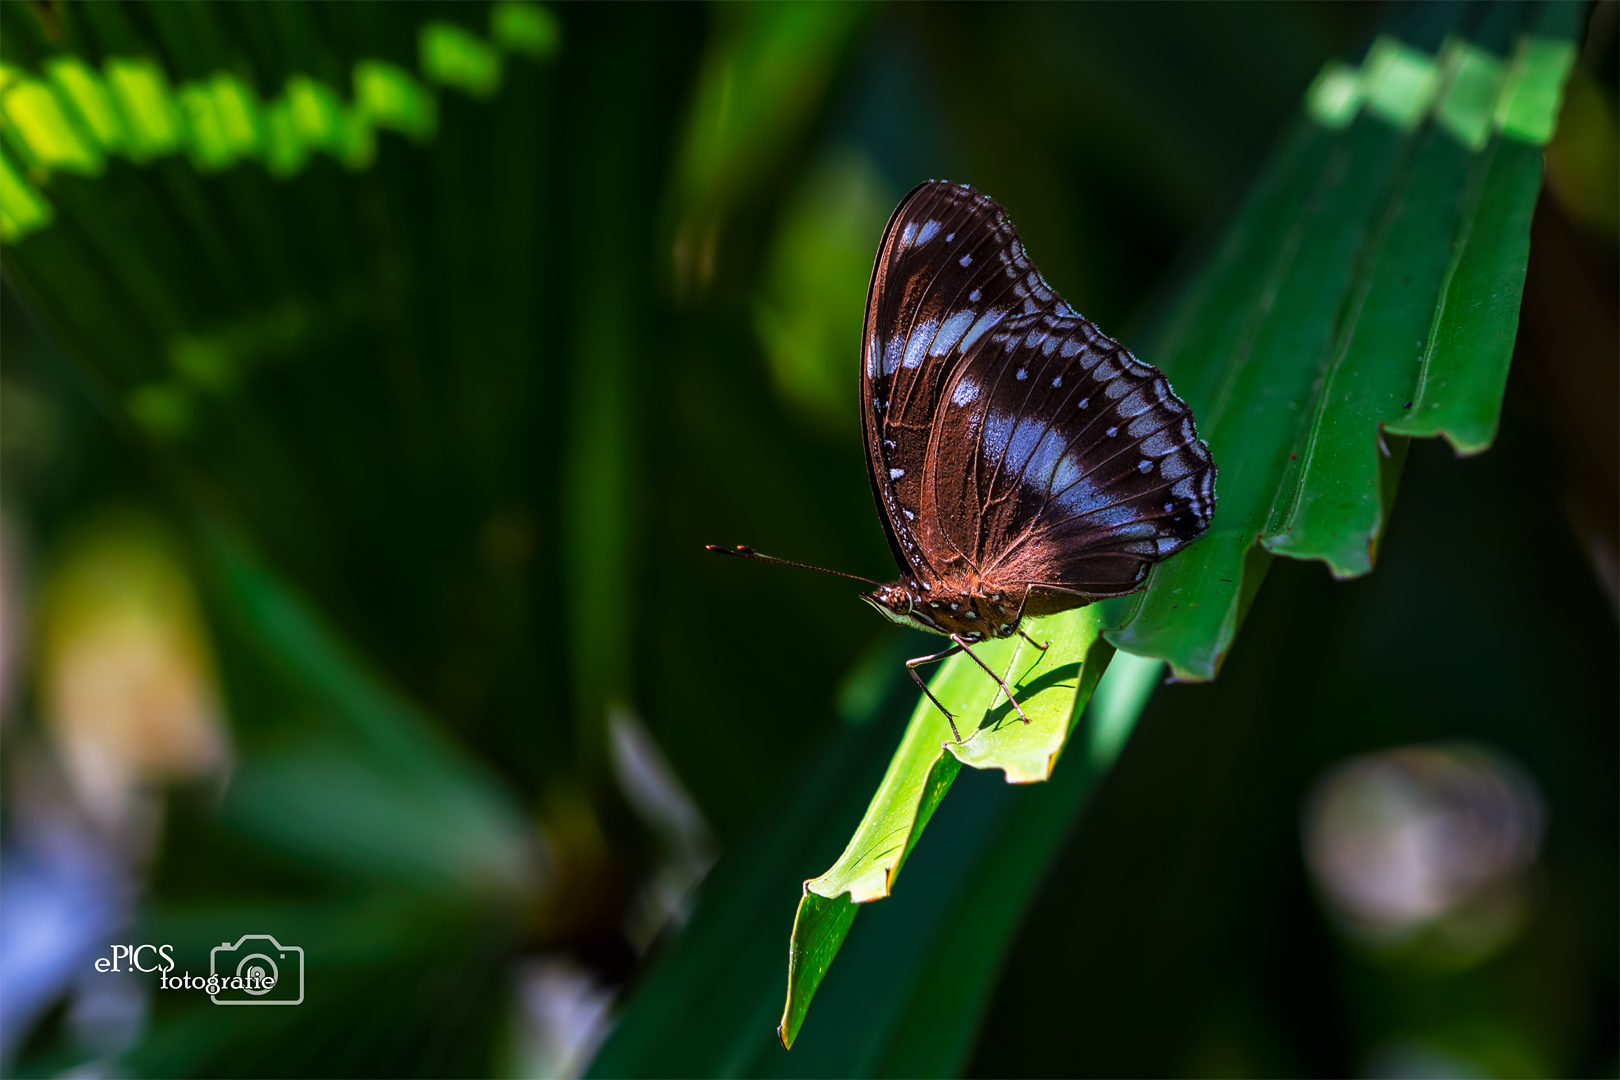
928 312 1215 596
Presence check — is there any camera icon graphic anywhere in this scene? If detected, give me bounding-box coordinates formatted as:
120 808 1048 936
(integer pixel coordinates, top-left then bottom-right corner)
209 934 304 1005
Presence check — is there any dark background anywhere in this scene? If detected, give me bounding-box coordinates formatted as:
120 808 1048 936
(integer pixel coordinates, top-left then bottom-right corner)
1 2 1614 1076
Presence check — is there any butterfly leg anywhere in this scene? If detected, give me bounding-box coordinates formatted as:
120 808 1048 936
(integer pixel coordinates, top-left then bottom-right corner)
951 635 1032 725
1018 628 1050 652
905 644 964 740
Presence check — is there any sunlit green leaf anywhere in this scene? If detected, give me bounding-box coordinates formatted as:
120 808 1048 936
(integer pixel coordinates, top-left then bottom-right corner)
779 609 1109 1048
948 607 1111 784
861 651 1162 1077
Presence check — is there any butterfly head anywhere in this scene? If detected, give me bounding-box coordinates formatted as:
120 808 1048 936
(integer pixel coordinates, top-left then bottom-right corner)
859 581 925 630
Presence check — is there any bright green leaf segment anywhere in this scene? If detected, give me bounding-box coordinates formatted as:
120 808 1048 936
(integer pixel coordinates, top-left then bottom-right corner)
1363 35 1442 131
946 608 1111 784
0 1 557 242
779 610 1112 1048
1495 35 1579 143
420 23 503 99
1107 1 1583 678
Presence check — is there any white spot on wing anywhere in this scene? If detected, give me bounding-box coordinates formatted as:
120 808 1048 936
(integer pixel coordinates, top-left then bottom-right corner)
1141 430 1178 457
1118 390 1156 420
902 319 938 369
932 309 977 356
889 467 905 480
1127 411 1163 438
959 307 1006 353
917 220 941 245
1160 453 1192 481
882 336 904 376
1016 368 1028 381
959 254 972 267
951 378 980 407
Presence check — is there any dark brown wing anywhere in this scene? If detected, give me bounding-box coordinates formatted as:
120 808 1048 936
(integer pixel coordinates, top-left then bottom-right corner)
861 181 1216 596
861 181 1044 580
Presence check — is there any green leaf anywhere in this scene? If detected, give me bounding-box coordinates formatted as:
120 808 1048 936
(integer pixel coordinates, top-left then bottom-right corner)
1263 120 1473 577
1382 136 1541 454
948 606 1112 784
779 609 1110 1049
584 649 1160 1076
1107 6 1582 678
858 653 1162 1077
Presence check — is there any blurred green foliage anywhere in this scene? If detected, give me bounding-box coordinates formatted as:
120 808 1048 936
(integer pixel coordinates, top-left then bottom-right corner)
0 2 1613 1078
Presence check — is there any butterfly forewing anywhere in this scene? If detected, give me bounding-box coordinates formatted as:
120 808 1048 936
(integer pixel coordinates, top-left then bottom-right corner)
861 183 1043 580
861 181 1215 604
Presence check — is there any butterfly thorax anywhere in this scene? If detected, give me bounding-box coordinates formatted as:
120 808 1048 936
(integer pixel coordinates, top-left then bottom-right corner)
859 579 1026 643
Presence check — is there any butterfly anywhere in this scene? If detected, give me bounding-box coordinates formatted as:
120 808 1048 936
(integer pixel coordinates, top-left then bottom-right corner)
712 180 1216 739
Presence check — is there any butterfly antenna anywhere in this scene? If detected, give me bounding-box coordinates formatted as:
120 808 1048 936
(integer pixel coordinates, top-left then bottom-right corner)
705 544 882 586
